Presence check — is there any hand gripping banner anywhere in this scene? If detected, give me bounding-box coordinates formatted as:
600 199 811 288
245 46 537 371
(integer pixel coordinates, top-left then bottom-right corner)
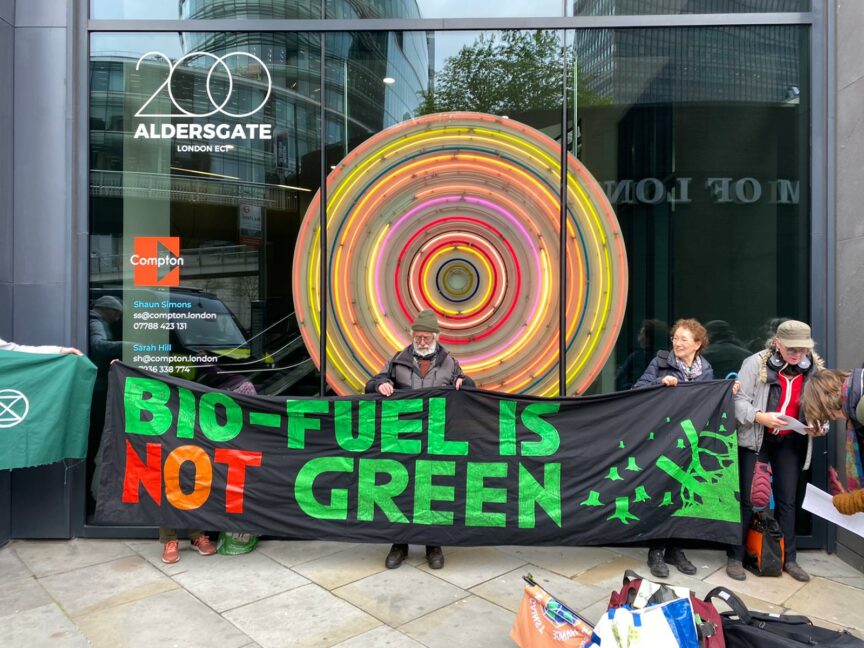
95 364 741 545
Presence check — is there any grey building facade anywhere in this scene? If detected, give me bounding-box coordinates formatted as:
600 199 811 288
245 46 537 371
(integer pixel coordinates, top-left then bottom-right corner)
1 0 864 566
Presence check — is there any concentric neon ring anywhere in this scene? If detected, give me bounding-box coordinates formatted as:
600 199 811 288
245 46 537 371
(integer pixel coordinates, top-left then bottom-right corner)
292 112 628 396
436 259 479 303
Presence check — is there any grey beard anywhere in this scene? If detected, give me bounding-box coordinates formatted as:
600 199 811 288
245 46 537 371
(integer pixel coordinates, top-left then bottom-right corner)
412 341 437 358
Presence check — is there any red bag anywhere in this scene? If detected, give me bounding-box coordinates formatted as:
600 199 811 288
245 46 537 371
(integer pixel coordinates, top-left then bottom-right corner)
608 570 725 648
750 461 772 510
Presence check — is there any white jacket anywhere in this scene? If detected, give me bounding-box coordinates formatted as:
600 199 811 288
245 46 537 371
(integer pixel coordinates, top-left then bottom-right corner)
0 337 63 354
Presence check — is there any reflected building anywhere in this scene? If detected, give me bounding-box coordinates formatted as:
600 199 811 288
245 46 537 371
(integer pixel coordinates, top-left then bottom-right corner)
574 0 802 105
89 0 429 395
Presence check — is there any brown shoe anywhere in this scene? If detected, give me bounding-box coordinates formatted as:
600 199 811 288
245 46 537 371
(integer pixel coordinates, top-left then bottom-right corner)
161 540 180 564
784 561 810 582
726 558 746 581
191 535 217 556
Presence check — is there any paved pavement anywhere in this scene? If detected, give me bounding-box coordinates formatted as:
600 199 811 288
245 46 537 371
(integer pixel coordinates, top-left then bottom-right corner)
3 539 864 647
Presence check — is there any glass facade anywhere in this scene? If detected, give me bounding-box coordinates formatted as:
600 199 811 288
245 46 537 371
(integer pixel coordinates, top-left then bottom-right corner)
570 0 810 15
86 6 814 526
92 0 810 19
571 25 809 391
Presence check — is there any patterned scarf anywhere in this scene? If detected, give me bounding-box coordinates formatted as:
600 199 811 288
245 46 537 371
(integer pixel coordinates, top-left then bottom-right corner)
673 354 704 382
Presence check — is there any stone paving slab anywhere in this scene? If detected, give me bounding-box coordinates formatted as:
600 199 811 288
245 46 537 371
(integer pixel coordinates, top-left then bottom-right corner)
4 539 864 647
497 545 620 578
834 575 864 589
469 564 607 614
570 553 645 591
414 546 527 589
257 539 357 568
40 555 178 618
786 576 864 632
292 542 389 589
334 563 468 626
797 549 863 578
224 583 380 648
13 539 135 577
170 550 309 612
74 588 251 648
704 565 808 605
399 595 514 648
0 575 54 618
0 544 31 581
0 603 90 648
332 625 425 647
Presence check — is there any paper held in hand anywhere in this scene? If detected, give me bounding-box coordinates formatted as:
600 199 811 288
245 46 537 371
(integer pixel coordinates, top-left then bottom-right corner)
802 483 864 539
776 414 810 434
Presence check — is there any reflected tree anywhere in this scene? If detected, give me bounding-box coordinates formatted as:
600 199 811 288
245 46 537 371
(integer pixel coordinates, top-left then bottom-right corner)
418 31 607 117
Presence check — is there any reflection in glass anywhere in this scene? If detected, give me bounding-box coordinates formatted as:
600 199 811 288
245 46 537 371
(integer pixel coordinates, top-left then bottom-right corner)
320 31 567 395
569 26 809 393
326 0 562 18
92 0 325 20
571 0 809 16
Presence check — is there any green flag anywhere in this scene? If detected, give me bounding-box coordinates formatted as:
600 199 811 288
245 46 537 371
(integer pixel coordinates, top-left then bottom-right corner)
0 350 96 470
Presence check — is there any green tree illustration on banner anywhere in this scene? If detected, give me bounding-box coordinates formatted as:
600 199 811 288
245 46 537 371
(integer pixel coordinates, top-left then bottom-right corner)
580 416 739 525
657 418 740 522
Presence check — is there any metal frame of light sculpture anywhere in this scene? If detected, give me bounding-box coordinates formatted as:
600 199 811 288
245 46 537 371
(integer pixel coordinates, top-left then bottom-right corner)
292 112 628 396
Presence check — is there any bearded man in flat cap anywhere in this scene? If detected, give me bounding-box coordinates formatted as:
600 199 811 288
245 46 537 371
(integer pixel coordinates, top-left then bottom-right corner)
364 309 474 570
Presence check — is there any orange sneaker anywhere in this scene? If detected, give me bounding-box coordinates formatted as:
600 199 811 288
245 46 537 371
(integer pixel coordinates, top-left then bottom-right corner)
161 540 180 564
191 535 217 556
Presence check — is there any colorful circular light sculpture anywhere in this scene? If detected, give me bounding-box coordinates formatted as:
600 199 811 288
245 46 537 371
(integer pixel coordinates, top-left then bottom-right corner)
292 112 628 396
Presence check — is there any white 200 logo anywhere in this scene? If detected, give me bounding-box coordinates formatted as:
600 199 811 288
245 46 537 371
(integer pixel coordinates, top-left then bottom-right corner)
135 51 273 119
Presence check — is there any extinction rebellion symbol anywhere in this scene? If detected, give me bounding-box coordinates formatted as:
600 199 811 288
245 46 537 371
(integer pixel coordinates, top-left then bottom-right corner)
0 389 29 428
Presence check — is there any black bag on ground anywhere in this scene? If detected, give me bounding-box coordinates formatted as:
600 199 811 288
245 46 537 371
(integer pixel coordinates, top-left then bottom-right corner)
744 511 784 576
705 586 864 647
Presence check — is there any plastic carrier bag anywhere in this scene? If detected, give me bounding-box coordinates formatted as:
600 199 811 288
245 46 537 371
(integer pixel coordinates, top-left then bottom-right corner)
217 532 259 555
603 570 724 648
510 575 594 648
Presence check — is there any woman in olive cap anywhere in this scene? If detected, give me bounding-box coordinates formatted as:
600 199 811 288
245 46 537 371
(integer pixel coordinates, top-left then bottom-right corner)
726 320 824 582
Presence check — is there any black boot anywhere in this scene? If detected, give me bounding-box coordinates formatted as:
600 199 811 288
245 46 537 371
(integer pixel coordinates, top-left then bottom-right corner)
647 548 669 579
385 543 408 569
426 545 444 569
664 546 697 575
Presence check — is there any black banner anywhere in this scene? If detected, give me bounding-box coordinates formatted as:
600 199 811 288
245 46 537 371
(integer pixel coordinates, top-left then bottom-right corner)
95 364 741 546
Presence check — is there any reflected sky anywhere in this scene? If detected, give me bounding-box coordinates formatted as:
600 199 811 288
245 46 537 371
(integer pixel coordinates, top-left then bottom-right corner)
91 0 565 19
91 30 494 78
418 0 563 18
92 33 184 59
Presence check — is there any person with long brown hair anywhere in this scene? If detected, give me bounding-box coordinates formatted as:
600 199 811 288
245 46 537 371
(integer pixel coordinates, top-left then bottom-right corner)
801 368 864 514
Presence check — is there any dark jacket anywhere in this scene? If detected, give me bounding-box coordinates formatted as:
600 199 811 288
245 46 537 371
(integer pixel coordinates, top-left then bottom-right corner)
364 344 474 393
844 369 864 462
632 350 714 389
844 368 864 428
